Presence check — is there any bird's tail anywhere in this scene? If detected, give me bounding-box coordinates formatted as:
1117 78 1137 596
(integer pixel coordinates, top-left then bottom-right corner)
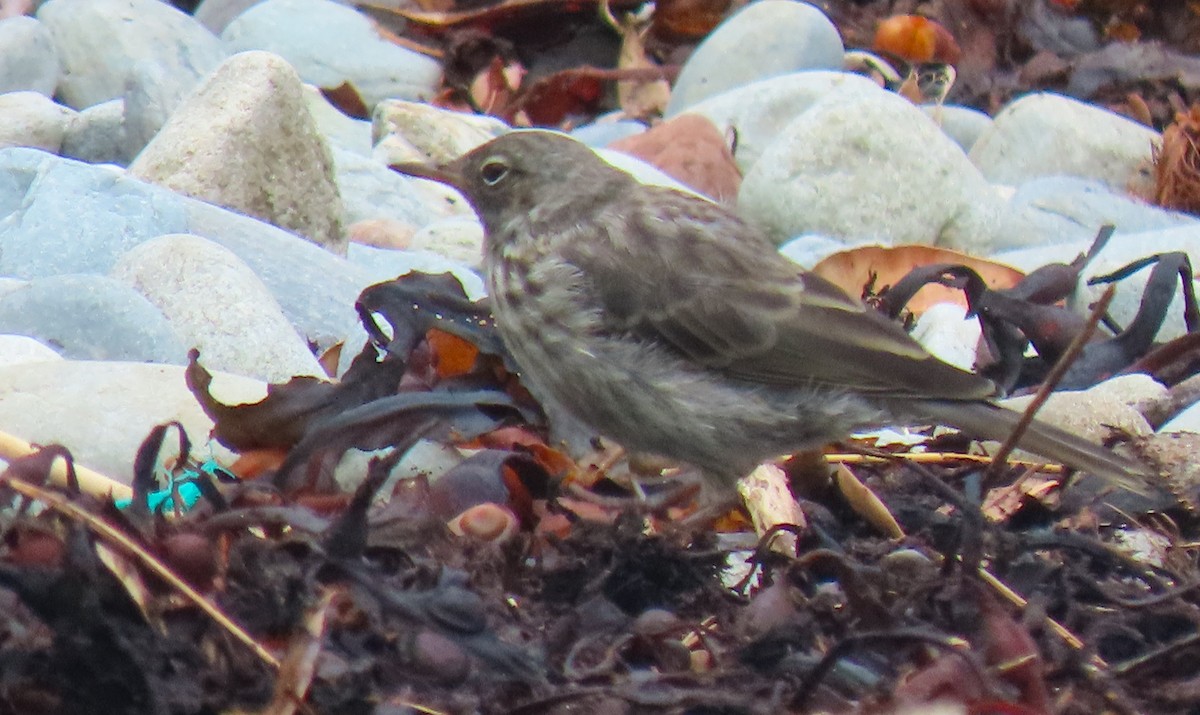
895 399 1155 496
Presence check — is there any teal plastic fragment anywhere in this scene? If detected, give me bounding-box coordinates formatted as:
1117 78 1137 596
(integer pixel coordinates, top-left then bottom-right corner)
112 459 230 512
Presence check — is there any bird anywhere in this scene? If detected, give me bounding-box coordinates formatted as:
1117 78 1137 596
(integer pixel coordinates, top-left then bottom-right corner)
393 130 1152 494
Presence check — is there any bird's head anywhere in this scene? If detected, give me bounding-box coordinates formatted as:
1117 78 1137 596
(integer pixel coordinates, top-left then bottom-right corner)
392 130 628 236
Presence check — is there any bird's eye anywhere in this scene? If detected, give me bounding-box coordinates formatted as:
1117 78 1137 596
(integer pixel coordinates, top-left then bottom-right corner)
479 158 510 186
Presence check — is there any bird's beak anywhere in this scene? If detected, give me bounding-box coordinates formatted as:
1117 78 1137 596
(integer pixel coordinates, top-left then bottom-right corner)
389 157 465 189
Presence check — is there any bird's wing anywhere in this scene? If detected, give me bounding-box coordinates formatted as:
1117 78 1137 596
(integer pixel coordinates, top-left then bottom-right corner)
560 188 995 401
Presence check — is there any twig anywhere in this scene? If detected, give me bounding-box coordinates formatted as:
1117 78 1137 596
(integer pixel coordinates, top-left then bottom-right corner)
1140 372 1200 429
0 429 133 501
1 477 279 670
975 566 1090 654
825 451 1065 472
984 285 1117 481
976 566 1144 715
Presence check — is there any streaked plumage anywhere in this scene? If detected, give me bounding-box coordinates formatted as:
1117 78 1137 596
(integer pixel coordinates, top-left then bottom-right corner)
399 130 1149 493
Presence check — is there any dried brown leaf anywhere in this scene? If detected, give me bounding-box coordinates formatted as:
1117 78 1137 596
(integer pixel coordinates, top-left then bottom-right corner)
873 14 961 64
609 114 741 203
833 463 904 538
320 82 369 119
427 327 480 378
812 245 1024 315
650 0 735 40
469 55 526 116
